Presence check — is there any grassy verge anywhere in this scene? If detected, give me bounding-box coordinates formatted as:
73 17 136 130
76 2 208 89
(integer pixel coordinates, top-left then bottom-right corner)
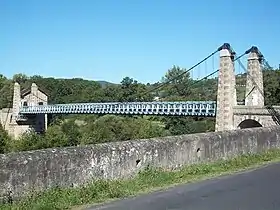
2 149 280 210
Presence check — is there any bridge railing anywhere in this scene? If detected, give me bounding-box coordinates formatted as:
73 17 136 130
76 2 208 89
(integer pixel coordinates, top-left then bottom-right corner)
18 101 217 116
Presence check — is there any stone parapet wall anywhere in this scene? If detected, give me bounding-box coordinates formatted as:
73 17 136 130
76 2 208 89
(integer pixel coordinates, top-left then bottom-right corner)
1 126 280 200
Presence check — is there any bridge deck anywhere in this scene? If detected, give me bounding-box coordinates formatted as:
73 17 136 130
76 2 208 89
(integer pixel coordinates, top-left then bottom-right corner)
19 101 217 116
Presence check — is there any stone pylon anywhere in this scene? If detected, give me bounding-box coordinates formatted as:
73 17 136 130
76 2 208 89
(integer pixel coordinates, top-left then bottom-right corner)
245 47 264 106
11 82 21 123
31 83 38 106
215 43 237 132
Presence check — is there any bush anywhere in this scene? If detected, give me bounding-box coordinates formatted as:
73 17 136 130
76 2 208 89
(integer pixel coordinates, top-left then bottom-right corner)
0 124 11 154
11 130 46 152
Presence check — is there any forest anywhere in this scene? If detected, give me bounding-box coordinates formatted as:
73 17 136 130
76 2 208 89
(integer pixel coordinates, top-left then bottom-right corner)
0 66 280 154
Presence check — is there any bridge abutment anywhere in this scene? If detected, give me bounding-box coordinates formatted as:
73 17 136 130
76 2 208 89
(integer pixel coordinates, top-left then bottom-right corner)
0 82 48 139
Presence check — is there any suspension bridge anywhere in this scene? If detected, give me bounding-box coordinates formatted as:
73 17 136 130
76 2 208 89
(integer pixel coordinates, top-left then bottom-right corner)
3 43 280 138
19 101 217 116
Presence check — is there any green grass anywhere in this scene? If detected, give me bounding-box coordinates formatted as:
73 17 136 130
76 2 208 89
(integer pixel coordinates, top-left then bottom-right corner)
2 149 280 210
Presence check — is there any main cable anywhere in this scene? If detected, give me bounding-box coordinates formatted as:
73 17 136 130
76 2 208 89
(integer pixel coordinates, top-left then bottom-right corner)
190 52 247 87
138 44 227 98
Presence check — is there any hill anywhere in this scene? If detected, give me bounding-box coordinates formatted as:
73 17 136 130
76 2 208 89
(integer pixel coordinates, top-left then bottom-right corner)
96 80 118 87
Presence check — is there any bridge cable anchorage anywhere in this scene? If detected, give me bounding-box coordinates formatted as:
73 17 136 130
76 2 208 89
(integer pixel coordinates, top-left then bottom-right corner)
138 43 228 98
236 48 280 125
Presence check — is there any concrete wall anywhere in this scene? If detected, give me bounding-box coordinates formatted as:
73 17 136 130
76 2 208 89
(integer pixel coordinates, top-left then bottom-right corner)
1 126 280 200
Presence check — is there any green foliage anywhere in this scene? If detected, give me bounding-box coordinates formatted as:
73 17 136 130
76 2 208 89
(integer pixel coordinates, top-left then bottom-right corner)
80 115 169 145
11 131 46 152
164 117 215 135
161 65 192 100
263 70 280 105
0 124 11 154
13 73 28 84
119 77 152 101
43 125 69 148
81 115 129 144
60 120 81 146
2 148 280 209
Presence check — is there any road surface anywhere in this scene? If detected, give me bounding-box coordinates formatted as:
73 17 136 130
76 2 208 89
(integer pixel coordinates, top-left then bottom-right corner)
88 162 280 210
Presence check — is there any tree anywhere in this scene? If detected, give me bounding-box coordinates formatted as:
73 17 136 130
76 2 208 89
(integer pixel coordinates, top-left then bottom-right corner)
60 120 81 146
43 125 69 148
103 85 122 102
80 115 130 144
128 117 170 139
263 70 280 105
12 130 46 152
12 73 29 84
161 65 192 100
0 80 13 108
164 117 215 135
119 77 152 102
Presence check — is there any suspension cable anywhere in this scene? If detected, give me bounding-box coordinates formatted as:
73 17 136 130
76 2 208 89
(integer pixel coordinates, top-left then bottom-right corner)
137 44 234 99
236 58 264 98
190 52 247 87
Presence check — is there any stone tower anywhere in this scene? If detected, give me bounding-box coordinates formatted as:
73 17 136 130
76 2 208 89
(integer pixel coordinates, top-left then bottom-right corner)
11 82 21 123
215 43 237 132
245 46 264 106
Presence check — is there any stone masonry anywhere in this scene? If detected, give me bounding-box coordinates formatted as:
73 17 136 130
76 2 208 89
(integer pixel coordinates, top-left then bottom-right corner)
245 47 264 106
0 83 48 139
1 126 280 200
215 45 279 131
215 44 236 131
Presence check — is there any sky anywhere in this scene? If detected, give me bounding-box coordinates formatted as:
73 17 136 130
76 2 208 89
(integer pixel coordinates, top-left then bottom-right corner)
0 0 279 84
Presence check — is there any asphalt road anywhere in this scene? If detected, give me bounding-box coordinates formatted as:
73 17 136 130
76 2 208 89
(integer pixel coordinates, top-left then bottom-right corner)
88 162 280 210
